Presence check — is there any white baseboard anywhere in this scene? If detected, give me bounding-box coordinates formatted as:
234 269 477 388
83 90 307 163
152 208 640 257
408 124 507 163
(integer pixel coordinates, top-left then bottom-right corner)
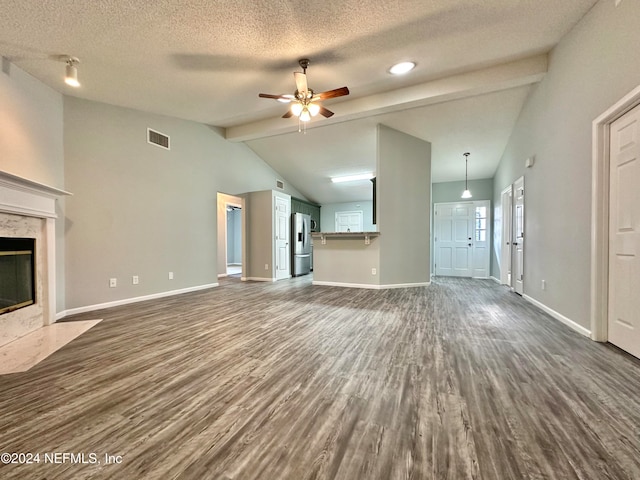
522 294 591 337
56 283 219 319
489 276 501 284
312 280 430 289
243 277 276 282
217 273 228 278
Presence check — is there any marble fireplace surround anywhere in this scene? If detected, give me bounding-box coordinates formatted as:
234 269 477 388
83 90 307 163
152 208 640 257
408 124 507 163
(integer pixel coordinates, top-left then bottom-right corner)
0 171 71 347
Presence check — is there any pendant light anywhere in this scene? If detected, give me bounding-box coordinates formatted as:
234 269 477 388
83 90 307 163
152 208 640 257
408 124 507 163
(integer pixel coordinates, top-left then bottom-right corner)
461 152 472 199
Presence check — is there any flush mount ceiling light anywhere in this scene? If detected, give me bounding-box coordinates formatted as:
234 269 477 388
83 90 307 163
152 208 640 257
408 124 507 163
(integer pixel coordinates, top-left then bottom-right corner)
388 61 416 75
331 173 375 183
461 152 473 199
61 56 80 87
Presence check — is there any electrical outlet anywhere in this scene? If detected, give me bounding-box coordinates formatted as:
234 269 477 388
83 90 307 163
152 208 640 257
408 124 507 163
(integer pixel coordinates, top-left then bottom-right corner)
265 263 269 270
168 271 174 280
371 268 377 275
132 275 139 285
109 278 117 288
541 279 546 291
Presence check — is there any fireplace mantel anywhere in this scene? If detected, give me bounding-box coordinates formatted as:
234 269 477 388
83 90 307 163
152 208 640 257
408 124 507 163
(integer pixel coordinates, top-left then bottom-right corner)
0 170 71 347
0 170 71 219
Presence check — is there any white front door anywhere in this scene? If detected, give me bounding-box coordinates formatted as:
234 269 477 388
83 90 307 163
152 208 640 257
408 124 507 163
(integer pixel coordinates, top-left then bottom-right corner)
274 195 290 280
335 211 363 232
434 203 473 277
608 103 640 358
472 201 491 278
512 176 525 295
500 186 513 285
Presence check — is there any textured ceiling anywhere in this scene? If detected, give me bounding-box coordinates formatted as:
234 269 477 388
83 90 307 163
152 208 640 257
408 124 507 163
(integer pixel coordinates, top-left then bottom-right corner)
1 0 599 203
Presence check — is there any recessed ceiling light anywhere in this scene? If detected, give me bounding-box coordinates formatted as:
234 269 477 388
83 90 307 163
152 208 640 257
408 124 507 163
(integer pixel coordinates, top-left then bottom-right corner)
389 61 416 75
331 173 375 183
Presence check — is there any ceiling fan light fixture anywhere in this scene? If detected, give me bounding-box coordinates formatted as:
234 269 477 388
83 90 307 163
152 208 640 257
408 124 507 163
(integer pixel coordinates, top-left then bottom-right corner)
308 103 320 117
258 58 350 129
389 61 415 75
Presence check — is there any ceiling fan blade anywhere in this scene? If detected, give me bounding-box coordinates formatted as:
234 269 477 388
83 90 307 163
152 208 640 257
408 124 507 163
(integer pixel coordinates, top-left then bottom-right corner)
318 106 334 118
259 93 289 100
282 110 294 118
294 72 308 95
316 86 350 100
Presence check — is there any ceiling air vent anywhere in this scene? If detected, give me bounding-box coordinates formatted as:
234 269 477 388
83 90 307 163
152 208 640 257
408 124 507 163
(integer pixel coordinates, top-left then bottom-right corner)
147 128 170 150
276 179 285 190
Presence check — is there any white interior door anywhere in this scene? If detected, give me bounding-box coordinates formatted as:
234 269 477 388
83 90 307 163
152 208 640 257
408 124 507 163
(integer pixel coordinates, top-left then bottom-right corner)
274 195 290 280
512 176 525 295
434 203 473 277
335 211 363 232
500 186 513 285
472 201 491 278
608 103 640 359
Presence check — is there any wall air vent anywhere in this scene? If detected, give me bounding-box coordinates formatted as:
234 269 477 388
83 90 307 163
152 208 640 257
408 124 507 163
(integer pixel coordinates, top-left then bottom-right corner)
147 128 170 150
276 179 284 190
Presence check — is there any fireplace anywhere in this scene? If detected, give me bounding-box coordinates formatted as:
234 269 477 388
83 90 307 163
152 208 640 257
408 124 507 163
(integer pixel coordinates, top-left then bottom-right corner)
0 171 71 347
0 237 36 315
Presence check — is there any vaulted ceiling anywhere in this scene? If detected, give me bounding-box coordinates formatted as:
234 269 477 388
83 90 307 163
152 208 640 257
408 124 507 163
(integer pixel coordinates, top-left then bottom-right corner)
2 0 599 203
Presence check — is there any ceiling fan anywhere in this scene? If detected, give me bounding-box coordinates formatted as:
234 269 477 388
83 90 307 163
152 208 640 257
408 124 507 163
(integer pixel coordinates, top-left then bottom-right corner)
259 59 349 123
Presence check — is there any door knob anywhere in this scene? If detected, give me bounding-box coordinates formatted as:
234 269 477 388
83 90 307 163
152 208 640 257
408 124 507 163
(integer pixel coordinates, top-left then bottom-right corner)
512 242 518 245
468 243 472 247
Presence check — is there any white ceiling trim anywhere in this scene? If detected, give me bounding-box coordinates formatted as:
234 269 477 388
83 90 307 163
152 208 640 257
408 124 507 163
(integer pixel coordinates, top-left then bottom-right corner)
225 54 547 142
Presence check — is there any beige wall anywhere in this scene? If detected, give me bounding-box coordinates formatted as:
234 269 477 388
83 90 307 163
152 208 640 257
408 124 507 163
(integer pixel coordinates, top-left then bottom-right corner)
313 126 431 288
0 59 66 312
377 125 431 286
63 97 302 310
312 237 380 286
492 0 640 329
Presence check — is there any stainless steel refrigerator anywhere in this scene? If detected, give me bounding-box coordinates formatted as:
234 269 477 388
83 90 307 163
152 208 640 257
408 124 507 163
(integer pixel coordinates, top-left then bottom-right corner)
291 212 311 276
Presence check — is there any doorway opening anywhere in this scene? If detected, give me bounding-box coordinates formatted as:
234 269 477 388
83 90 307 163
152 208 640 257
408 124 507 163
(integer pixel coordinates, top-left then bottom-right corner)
217 192 245 279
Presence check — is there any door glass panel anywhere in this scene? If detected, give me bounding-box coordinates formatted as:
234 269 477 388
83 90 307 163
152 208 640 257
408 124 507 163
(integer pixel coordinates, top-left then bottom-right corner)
475 206 487 243
516 205 523 237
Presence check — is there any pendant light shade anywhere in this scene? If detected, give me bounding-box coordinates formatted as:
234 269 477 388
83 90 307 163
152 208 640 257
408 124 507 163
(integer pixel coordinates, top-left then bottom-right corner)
299 108 311 122
308 102 320 117
461 152 472 199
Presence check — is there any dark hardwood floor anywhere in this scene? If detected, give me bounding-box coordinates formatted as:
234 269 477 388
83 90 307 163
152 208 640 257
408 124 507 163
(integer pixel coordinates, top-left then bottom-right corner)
1 276 639 479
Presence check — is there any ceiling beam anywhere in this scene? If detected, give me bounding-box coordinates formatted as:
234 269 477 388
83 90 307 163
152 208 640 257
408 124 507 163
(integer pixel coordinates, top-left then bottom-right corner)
225 54 548 143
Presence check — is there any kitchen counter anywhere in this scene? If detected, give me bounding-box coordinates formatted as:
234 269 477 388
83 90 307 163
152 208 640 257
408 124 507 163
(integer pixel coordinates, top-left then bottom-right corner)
311 231 380 245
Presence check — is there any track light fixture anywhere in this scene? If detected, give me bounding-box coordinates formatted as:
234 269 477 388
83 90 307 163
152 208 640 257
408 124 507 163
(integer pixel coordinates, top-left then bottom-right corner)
62 56 80 87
